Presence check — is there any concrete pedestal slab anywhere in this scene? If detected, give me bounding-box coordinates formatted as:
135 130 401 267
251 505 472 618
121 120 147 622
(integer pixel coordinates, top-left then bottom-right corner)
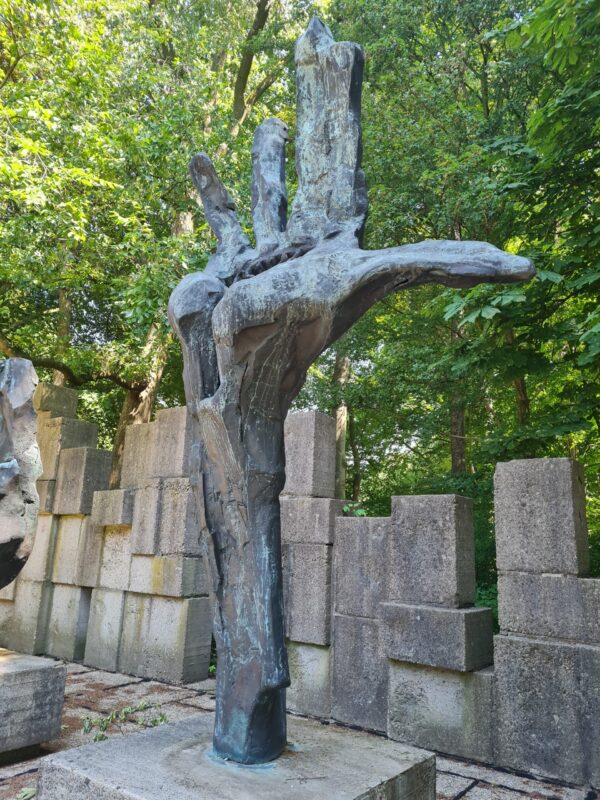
0 649 66 757
37 713 435 800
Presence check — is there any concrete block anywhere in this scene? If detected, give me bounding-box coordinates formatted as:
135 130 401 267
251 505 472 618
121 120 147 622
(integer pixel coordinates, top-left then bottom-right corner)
46 583 91 661
33 383 78 418
282 410 336 498
99 526 132 590
37 480 56 513
148 406 192 479
287 641 331 719
0 578 52 654
498 572 600 645
37 417 98 480
49 516 102 588
283 543 332 645
381 602 493 672
128 555 209 598
131 480 162 554
84 588 126 672
494 634 600 785
334 516 389 617
388 661 495 763
91 489 135 527
21 514 57 582
37 714 436 800
0 583 15 601
119 594 212 683
120 422 155 489
332 614 388 732
158 477 202 556
79 519 104 588
54 447 111 515
494 458 590 575
0 649 66 755
280 496 344 544
390 494 475 607
51 516 84 585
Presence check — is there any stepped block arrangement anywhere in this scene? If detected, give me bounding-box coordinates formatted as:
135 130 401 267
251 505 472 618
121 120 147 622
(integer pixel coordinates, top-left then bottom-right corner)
283 425 599 788
0 387 212 684
1 387 598 787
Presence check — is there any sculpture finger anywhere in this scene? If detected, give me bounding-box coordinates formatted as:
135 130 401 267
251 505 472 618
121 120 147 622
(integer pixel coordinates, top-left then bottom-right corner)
189 153 250 254
287 17 368 246
251 118 288 255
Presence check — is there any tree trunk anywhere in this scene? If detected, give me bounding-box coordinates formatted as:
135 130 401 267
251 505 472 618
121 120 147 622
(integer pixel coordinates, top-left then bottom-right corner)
52 288 71 386
513 376 530 425
450 401 467 474
505 328 530 425
332 350 350 499
109 211 191 486
109 387 142 489
108 330 171 487
449 317 466 474
347 406 361 501
232 0 272 121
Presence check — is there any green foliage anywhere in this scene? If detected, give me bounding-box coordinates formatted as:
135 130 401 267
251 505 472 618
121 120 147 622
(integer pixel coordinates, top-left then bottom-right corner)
80 701 168 743
476 583 499 631
297 0 599 587
2 0 598 587
0 0 312 431
342 501 368 517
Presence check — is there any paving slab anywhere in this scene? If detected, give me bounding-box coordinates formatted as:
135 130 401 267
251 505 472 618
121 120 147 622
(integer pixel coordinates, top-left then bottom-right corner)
83 681 195 714
0 756 41 781
436 772 476 799
178 694 217 711
64 669 142 697
0 770 38 799
65 663 94 675
436 758 589 799
184 678 216 694
37 714 435 800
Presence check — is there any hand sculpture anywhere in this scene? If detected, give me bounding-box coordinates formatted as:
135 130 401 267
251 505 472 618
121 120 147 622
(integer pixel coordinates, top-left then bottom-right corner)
169 17 533 765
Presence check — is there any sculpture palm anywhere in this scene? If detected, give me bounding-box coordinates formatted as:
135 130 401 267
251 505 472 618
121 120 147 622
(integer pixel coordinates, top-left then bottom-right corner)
169 17 533 765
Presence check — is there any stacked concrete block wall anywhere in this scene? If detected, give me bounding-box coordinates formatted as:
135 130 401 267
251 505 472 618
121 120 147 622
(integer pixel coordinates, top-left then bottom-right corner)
284 440 599 789
2 390 599 787
87 405 212 683
382 495 495 761
0 384 101 659
0 386 212 684
281 412 494 742
280 410 344 719
493 458 600 786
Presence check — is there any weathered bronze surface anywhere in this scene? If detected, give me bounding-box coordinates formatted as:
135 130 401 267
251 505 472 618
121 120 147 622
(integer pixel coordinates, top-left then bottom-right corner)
169 17 533 764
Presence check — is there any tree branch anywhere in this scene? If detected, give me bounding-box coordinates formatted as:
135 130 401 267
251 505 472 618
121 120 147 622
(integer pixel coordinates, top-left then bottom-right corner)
0 54 22 91
232 0 272 121
0 332 145 391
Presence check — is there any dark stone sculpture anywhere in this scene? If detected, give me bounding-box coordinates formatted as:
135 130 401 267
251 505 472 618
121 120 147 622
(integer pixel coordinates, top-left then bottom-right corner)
168 17 534 765
0 358 41 589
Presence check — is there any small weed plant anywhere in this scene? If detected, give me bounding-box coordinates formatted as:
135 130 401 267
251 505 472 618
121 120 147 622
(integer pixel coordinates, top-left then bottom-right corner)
80 701 168 742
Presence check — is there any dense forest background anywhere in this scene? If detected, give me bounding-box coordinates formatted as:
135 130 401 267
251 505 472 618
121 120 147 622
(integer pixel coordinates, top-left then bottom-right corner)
1 0 599 600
